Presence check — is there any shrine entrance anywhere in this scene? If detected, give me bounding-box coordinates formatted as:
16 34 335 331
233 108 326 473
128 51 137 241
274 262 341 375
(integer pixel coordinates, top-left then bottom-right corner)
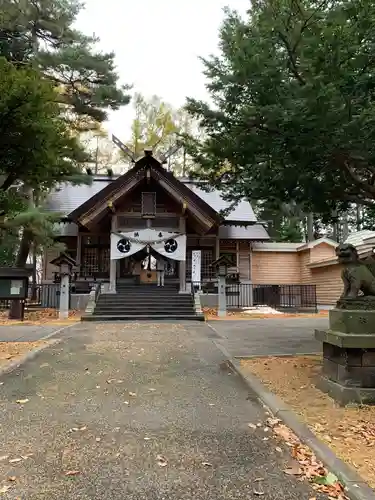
117 247 178 284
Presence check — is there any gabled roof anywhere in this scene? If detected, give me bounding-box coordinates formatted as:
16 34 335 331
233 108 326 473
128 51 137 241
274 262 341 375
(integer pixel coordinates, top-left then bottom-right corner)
67 155 221 231
46 176 259 224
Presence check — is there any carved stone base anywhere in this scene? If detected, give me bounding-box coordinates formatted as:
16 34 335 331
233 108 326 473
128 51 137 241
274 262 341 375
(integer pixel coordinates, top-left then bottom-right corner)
329 308 375 335
336 296 375 311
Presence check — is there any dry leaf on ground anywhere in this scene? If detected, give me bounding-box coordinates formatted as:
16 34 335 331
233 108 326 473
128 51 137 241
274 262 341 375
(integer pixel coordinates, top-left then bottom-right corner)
16 399 29 404
65 470 80 476
156 455 167 467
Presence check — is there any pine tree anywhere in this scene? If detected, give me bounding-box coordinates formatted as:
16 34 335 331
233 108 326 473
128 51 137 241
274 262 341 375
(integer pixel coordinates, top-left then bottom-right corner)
0 0 130 293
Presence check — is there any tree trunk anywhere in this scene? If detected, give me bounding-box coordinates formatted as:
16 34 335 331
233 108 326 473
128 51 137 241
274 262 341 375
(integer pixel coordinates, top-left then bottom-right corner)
306 213 314 241
31 242 37 301
342 213 349 242
9 187 34 320
356 204 362 231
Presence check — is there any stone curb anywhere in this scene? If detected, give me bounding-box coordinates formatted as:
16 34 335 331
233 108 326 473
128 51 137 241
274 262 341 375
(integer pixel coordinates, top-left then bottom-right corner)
227 358 375 500
0 323 75 378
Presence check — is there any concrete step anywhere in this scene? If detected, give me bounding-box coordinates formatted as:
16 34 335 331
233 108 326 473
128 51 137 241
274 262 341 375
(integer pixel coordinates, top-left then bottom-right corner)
96 300 193 306
82 314 205 322
94 308 195 315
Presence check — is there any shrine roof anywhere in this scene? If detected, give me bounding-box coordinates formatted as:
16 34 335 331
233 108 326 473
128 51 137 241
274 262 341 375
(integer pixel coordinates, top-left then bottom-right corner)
45 175 257 224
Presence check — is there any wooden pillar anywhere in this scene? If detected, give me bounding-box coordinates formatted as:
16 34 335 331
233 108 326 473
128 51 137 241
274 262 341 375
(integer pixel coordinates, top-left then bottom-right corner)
109 215 117 293
236 240 240 271
76 232 82 267
215 234 220 260
179 216 186 293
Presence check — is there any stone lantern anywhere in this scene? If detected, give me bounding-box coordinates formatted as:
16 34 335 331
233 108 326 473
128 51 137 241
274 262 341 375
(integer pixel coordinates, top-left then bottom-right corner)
50 253 76 319
211 255 233 317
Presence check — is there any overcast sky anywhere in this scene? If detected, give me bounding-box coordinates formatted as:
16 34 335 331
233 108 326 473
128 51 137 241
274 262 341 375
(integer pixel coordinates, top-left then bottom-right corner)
75 0 249 141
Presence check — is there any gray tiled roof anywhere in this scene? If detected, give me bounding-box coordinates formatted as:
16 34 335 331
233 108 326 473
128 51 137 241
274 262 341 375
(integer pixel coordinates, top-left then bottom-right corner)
56 221 269 240
45 176 258 223
219 224 269 240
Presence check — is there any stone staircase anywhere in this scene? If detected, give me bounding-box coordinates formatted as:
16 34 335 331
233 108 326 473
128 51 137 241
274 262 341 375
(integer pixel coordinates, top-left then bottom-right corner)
82 282 204 321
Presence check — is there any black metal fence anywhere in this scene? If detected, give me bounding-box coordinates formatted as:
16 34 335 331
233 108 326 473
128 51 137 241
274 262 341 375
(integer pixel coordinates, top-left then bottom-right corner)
0 284 68 311
190 281 317 312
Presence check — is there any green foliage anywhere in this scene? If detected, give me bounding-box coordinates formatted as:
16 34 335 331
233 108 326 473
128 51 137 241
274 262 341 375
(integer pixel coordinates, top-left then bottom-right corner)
185 0 375 222
0 0 131 130
0 0 131 272
124 93 204 175
0 57 89 191
256 200 304 242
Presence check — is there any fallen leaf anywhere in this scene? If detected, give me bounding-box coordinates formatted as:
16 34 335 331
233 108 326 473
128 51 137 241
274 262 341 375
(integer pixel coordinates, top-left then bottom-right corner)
266 417 281 427
253 485 265 496
16 399 29 404
313 472 338 486
0 485 11 493
156 454 167 467
248 423 257 429
9 458 22 464
65 470 80 476
284 465 302 476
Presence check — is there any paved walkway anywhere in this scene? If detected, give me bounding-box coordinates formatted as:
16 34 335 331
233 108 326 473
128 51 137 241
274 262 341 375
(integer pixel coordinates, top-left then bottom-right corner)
0 325 68 342
0 322 327 499
208 317 328 357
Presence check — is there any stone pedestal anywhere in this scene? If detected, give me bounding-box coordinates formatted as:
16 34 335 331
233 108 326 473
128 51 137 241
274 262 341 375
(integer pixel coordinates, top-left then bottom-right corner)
315 300 375 405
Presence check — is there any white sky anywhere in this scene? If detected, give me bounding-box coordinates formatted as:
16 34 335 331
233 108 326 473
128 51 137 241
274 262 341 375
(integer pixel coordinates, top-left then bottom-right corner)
75 0 250 141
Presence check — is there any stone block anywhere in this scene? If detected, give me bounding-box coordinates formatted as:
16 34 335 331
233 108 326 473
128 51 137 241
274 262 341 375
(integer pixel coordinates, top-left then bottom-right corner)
322 358 338 381
315 329 375 349
362 351 375 367
317 376 375 406
329 309 375 335
345 349 363 367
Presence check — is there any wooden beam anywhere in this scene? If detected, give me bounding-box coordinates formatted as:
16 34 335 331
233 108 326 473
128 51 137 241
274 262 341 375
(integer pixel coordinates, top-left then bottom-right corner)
80 176 139 227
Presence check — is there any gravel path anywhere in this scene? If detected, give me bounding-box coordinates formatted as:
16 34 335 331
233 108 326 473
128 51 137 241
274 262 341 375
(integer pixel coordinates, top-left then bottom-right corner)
0 322 327 499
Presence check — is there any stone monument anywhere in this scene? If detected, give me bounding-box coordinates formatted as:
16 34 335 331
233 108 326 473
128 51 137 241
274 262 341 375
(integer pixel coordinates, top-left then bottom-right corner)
211 255 233 318
315 243 375 405
50 253 76 320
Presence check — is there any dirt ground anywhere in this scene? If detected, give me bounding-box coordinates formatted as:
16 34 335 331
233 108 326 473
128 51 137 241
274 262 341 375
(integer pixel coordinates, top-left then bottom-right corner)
0 340 49 370
240 356 375 489
0 309 80 326
203 307 329 320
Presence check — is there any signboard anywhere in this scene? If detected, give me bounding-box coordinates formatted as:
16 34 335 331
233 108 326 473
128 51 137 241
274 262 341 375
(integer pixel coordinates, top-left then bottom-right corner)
10 280 23 295
191 250 201 286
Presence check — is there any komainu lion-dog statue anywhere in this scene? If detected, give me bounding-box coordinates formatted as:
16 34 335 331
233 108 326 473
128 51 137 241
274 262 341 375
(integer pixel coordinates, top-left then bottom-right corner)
336 243 375 299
